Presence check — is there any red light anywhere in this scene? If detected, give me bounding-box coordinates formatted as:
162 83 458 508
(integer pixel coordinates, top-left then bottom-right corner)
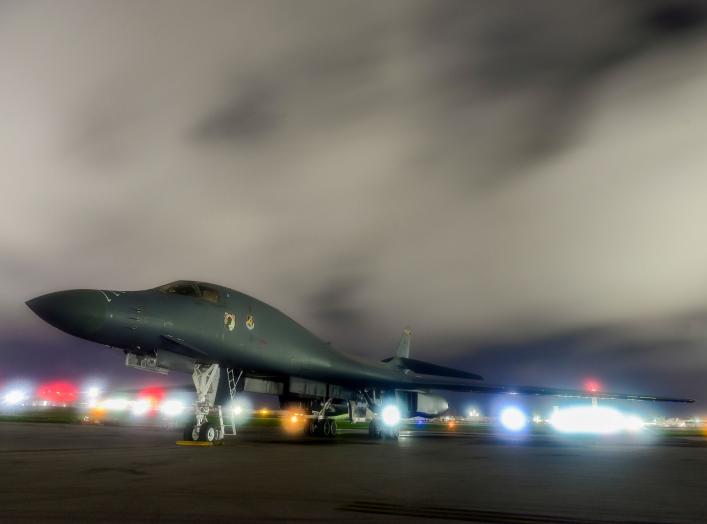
37 381 79 404
138 386 165 398
137 386 165 411
585 380 601 393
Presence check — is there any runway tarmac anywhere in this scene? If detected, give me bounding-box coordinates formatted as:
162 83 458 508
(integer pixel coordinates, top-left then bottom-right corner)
1 422 705 523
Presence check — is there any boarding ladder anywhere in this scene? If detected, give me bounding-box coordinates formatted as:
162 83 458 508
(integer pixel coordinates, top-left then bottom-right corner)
224 368 243 436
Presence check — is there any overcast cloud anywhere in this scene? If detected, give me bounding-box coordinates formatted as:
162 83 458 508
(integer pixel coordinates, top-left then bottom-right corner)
1 1 706 405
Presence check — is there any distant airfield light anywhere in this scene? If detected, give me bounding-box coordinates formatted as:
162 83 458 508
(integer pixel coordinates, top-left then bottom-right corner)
160 399 185 417
137 386 165 410
37 381 78 405
259 408 270 416
584 380 601 394
3 389 27 406
381 405 401 427
101 397 128 411
500 407 527 432
132 398 151 416
86 387 101 399
282 411 307 434
549 406 644 434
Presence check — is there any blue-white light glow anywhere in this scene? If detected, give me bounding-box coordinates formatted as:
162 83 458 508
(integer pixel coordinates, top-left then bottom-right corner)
3 389 27 406
549 406 644 434
500 406 527 431
160 399 185 417
381 405 401 426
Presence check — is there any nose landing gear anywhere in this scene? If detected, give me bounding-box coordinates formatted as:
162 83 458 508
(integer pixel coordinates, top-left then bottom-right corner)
183 363 225 442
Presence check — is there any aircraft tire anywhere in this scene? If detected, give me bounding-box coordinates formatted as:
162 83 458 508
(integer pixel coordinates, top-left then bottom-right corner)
307 420 317 436
200 422 217 442
328 420 337 437
184 423 199 441
368 420 381 439
322 419 332 437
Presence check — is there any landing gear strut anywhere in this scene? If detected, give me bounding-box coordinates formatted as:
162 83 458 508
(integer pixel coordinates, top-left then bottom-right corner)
183 363 224 442
362 390 400 440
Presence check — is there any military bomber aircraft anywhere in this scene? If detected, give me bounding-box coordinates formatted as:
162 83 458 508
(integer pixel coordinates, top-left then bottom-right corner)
26 280 694 442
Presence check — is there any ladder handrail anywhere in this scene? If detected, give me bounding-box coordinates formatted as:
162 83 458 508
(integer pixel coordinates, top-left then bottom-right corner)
224 368 243 435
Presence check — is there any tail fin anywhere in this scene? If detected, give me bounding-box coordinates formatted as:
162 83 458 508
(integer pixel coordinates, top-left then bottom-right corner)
396 327 412 358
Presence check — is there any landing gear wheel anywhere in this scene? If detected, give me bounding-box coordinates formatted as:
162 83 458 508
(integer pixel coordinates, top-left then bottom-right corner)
368 420 382 439
200 422 217 442
307 420 317 436
322 419 332 437
328 420 337 437
184 423 200 441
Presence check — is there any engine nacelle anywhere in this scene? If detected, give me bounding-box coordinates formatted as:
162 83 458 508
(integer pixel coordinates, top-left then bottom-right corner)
415 393 449 417
396 391 449 418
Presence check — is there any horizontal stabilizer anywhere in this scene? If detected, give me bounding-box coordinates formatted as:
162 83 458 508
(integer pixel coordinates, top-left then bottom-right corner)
384 356 484 381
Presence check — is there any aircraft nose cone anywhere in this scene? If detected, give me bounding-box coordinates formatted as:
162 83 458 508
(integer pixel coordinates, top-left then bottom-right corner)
26 290 108 339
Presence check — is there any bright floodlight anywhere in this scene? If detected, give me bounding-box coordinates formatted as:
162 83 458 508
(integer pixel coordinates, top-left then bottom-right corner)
549 406 643 434
381 405 401 426
623 415 645 433
229 398 252 419
160 399 185 417
3 389 27 406
500 407 527 431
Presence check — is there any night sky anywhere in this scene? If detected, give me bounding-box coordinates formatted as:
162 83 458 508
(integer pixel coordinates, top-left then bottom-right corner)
2 1 706 415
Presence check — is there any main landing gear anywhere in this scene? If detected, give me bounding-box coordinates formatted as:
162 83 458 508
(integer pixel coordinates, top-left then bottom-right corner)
362 391 400 440
368 419 399 440
183 363 225 442
305 418 338 438
303 398 337 438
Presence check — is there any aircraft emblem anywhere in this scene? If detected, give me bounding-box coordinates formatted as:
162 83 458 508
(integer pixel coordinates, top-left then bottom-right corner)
224 312 236 331
245 314 255 331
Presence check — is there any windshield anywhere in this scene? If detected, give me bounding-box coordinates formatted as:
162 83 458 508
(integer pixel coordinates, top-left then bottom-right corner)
158 281 220 303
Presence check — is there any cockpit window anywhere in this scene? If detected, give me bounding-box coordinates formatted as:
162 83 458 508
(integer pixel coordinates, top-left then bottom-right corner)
197 284 220 304
158 281 220 303
160 282 200 297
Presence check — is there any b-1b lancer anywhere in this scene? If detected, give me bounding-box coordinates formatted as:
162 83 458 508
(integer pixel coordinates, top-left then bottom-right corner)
26 281 693 442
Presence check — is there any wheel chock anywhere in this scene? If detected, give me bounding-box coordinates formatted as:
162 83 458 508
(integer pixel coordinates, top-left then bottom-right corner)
175 440 224 446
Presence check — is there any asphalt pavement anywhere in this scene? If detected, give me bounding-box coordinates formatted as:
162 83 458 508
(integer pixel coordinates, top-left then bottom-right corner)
0 422 705 523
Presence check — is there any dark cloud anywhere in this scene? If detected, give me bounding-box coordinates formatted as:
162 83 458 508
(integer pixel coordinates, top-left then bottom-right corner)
193 82 280 143
645 1 707 36
409 1 707 185
307 277 368 338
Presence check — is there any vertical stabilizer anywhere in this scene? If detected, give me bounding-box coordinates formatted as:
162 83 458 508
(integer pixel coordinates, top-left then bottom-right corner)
396 327 412 358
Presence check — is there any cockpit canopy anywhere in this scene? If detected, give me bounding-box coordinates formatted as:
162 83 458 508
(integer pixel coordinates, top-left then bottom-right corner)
157 281 221 304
